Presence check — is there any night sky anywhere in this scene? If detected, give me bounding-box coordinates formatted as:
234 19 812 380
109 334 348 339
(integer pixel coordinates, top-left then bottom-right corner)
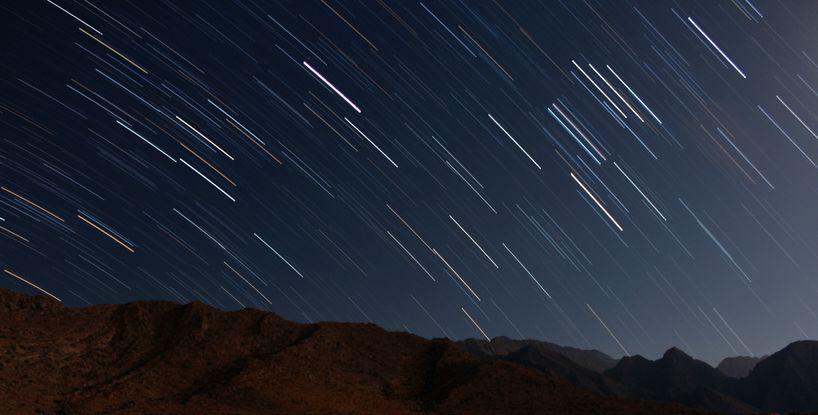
1 0 817 365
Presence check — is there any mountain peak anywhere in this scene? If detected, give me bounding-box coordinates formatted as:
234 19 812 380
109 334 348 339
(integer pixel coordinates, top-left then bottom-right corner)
662 347 692 361
605 346 730 409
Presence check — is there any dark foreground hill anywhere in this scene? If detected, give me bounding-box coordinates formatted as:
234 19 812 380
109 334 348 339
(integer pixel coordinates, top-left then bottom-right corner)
0 288 710 415
731 341 818 413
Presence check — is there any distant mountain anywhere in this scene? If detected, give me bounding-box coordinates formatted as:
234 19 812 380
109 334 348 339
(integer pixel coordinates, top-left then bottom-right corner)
716 356 764 378
733 340 818 413
604 348 755 413
501 344 633 397
0 289 711 415
606 347 726 400
457 336 618 373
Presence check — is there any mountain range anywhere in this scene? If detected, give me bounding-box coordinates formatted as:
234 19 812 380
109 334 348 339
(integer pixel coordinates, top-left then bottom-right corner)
2 288 815 414
459 333 818 413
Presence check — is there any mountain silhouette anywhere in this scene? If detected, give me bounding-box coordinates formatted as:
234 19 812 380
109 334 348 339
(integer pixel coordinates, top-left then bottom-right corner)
8 287 818 414
457 336 618 373
605 347 726 400
0 288 710 415
603 347 755 413
732 340 818 413
496 343 633 397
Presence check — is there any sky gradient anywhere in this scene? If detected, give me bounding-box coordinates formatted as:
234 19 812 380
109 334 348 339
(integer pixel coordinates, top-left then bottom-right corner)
1 0 817 365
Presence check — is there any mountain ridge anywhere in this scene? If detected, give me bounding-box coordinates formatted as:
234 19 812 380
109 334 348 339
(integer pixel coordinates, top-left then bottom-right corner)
4 287 817 414
0 288 712 415
457 336 618 373
603 346 755 413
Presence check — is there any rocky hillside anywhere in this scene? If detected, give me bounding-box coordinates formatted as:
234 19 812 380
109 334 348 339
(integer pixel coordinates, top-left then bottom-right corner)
0 288 710 415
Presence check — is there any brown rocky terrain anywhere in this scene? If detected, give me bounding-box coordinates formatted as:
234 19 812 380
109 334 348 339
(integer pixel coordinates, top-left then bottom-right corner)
0 288 715 415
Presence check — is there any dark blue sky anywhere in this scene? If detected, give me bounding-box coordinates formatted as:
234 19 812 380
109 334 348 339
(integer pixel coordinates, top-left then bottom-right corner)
1 0 817 364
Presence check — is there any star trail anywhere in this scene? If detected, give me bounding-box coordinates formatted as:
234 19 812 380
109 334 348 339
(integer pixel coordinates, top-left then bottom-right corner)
1 0 817 365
